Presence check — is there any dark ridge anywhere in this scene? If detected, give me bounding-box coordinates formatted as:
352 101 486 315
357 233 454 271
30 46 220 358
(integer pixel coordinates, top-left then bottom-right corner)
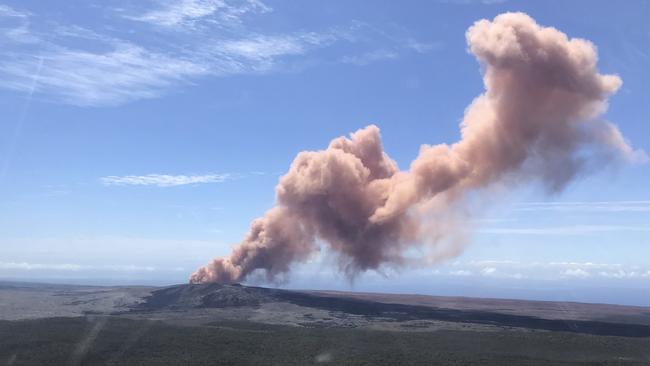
135 284 650 338
275 290 650 338
135 283 272 311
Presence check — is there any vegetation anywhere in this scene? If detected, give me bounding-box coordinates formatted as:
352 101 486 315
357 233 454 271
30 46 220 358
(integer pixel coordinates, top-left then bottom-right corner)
1 316 649 365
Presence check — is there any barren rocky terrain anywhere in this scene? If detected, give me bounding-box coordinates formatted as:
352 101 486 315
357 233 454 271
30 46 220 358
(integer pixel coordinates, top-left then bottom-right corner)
2 281 650 365
2 281 650 335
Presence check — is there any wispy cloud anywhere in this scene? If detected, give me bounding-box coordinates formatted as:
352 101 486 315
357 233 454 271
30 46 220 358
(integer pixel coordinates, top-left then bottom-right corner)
1 43 206 106
339 37 440 66
0 261 167 272
465 260 625 269
0 5 36 43
340 49 398 66
442 260 650 281
0 4 29 18
478 224 650 236
515 200 650 213
437 0 507 4
101 173 231 187
449 269 472 276
598 269 650 279
0 2 437 106
124 0 270 29
562 268 590 278
0 4 210 105
215 32 335 69
480 267 497 276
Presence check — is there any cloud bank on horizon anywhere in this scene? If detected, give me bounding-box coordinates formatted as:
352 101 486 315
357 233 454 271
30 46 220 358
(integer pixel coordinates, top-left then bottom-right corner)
191 12 646 285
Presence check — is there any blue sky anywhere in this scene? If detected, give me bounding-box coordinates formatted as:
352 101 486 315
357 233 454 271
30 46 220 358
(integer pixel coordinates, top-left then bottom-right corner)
1 0 649 305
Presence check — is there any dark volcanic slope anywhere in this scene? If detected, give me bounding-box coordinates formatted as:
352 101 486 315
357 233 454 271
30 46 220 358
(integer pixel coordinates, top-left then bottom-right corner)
136 284 650 338
135 283 270 310
313 290 650 326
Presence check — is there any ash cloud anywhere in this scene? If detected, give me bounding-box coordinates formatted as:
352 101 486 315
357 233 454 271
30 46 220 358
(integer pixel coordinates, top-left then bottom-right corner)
191 12 645 284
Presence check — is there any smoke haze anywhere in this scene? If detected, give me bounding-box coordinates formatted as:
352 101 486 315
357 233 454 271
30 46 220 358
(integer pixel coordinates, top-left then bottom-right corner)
190 12 644 284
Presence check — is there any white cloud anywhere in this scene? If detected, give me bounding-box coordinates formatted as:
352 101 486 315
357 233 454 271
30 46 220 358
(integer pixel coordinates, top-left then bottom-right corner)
0 4 29 18
1 237 223 264
562 268 591 278
0 262 84 271
547 262 622 269
214 32 335 69
0 3 437 106
0 3 332 105
449 269 472 276
437 0 508 4
448 263 525 279
126 0 270 29
515 200 650 213
405 39 443 53
0 236 226 283
444 260 650 281
130 0 226 27
466 260 627 271
0 43 206 106
0 261 161 272
481 267 497 276
0 2 299 106
0 5 37 44
0 29 336 105
340 49 398 66
478 225 650 236
466 260 519 266
101 173 231 187
598 270 650 279
0 4 211 105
